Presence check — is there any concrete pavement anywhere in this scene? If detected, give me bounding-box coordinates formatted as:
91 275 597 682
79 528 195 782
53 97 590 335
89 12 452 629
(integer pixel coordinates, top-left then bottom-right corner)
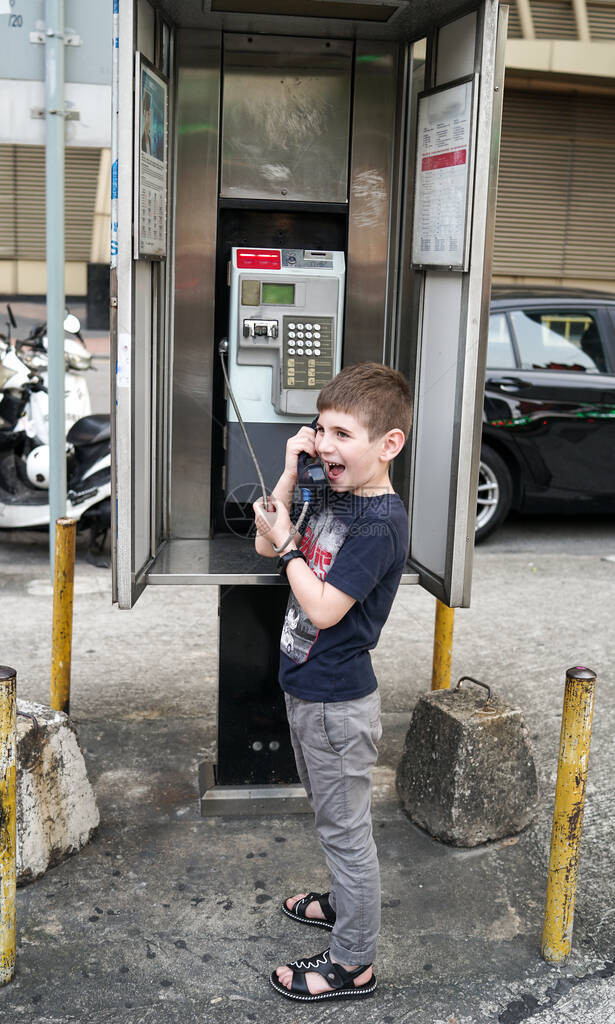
1 522 615 1022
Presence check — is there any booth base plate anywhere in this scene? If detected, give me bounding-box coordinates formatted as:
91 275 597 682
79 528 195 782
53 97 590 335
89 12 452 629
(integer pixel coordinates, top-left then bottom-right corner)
201 784 311 817
199 761 310 816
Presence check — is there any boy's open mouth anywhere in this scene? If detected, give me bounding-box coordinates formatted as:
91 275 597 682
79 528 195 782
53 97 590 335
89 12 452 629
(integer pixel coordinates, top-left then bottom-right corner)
325 461 345 481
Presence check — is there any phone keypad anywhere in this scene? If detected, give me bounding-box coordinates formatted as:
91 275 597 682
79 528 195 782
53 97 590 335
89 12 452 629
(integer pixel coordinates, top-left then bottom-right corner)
283 315 334 390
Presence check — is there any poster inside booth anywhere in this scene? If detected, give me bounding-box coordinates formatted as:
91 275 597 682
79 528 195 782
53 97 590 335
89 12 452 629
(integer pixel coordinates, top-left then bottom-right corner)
135 54 168 259
411 75 478 272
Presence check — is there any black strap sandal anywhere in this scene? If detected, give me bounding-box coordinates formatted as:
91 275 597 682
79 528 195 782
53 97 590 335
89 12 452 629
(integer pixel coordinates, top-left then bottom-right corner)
269 947 376 1002
281 891 336 931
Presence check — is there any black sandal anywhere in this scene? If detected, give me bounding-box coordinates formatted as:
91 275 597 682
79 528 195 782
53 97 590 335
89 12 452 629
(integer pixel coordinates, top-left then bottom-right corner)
269 947 376 1002
281 892 336 931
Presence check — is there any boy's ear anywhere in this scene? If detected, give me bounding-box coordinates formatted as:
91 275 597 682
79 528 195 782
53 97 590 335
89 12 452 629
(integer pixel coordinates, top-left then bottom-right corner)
380 428 406 462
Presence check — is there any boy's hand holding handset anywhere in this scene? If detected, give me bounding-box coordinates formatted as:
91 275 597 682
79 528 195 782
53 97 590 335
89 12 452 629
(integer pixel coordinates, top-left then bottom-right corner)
253 425 317 553
282 424 317 484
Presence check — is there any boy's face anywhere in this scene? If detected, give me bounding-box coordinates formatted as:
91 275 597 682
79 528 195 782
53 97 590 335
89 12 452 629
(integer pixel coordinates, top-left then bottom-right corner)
314 408 402 495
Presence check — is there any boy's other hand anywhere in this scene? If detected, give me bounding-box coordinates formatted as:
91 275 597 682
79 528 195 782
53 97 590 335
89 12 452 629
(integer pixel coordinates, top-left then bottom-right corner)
284 425 317 477
253 497 293 548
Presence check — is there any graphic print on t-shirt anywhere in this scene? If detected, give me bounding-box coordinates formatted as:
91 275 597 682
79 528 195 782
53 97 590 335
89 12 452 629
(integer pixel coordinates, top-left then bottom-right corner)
280 509 348 665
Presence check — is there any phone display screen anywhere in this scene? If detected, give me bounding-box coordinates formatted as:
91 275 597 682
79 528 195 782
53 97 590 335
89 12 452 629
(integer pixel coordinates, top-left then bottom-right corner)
261 283 295 305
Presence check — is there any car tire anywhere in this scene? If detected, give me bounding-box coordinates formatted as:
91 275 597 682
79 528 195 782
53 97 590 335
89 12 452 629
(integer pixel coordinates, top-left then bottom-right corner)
475 445 513 543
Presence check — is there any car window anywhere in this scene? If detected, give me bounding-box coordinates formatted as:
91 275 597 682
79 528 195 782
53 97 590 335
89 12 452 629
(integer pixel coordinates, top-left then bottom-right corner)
510 310 608 374
487 313 516 368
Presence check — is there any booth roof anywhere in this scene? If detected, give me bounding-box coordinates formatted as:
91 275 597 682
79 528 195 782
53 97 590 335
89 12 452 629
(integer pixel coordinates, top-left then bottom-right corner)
149 0 473 42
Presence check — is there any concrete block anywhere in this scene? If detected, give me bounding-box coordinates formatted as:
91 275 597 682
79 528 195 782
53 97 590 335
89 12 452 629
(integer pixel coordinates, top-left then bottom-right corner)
16 700 99 884
396 689 538 847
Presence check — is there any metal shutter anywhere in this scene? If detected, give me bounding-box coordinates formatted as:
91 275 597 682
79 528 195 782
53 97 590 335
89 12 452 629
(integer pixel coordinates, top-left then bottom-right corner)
65 148 102 259
0 147 17 259
492 90 615 281
0 144 100 261
507 2 523 38
531 1 577 38
587 2 615 39
14 146 46 259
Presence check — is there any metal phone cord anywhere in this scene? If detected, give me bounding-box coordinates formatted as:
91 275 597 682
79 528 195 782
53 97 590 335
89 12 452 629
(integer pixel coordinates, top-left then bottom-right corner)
218 339 309 551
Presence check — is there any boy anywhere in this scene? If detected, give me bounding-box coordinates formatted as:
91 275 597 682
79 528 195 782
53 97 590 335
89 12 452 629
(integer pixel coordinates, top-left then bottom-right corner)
252 362 411 1003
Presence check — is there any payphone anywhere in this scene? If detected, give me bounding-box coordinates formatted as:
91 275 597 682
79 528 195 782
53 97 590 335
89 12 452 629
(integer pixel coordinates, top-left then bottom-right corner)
225 246 344 500
112 1 506 810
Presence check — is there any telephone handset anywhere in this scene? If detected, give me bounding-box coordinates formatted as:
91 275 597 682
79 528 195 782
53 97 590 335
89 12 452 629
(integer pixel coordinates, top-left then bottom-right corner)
269 418 327 556
297 416 327 493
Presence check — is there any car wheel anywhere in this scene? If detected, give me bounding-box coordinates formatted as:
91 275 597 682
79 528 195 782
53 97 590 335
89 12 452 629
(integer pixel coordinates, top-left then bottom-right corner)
475 445 513 542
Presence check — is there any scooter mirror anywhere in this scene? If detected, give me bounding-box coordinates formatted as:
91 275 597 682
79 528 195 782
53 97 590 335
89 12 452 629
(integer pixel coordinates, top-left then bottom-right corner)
64 313 81 334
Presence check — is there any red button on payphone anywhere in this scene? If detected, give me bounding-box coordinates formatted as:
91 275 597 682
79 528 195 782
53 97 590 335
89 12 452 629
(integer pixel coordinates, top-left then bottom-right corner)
236 249 282 270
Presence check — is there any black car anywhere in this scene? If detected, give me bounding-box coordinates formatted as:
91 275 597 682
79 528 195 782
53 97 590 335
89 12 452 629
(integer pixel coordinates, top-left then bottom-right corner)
477 289 615 541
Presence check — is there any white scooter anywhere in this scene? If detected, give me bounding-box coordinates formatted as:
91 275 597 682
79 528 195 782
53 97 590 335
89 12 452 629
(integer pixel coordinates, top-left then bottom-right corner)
0 305 92 442
0 306 110 563
0 414 111 565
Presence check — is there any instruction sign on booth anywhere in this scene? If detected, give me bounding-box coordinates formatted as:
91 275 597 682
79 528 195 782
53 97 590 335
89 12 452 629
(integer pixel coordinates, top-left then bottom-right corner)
412 75 478 271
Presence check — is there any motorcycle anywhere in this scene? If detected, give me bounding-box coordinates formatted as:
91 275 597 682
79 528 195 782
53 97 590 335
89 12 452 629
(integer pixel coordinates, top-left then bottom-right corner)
0 306 110 564
0 414 111 564
0 304 92 442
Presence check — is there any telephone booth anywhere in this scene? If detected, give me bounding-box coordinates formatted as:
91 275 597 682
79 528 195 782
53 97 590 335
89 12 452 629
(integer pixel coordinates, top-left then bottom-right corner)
111 0 507 810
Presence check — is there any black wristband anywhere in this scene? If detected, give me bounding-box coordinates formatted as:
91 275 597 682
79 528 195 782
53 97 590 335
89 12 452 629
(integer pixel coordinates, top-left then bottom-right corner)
277 549 305 576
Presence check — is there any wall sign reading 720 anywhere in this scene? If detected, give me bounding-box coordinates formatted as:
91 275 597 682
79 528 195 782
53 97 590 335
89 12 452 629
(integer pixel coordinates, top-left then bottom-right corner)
2 0 23 26
411 75 479 273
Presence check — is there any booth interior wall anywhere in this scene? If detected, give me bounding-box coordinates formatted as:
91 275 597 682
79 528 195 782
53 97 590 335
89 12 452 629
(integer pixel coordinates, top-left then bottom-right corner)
171 33 221 539
220 35 352 205
344 40 402 367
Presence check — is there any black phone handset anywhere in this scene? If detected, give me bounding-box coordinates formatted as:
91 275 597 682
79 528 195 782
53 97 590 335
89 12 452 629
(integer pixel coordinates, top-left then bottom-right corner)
297 416 327 501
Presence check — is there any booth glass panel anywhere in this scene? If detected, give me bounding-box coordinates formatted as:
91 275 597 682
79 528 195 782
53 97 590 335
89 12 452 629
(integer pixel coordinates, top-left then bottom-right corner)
221 36 352 203
487 313 516 369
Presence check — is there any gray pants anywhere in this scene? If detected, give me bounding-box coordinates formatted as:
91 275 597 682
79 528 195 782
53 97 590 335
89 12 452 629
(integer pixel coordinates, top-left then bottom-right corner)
284 690 382 965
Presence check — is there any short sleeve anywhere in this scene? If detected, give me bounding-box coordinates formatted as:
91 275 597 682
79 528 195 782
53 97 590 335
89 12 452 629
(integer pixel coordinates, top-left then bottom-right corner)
325 518 398 603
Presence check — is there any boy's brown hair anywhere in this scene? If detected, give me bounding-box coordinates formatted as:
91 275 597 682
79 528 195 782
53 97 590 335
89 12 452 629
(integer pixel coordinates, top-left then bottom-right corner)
316 362 413 441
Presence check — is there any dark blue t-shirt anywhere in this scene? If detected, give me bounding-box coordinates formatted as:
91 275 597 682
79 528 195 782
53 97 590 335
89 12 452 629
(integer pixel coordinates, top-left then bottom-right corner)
279 488 409 702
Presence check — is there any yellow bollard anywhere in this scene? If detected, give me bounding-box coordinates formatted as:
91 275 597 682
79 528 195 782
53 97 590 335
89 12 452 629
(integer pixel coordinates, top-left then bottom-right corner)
431 599 455 690
0 666 16 986
50 518 77 716
541 665 597 964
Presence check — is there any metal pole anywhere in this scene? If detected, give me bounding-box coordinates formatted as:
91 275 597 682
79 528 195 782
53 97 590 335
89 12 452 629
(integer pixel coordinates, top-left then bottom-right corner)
50 518 76 716
45 0 67 571
110 0 119 604
541 666 597 964
431 599 455 690
0 666 17 986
